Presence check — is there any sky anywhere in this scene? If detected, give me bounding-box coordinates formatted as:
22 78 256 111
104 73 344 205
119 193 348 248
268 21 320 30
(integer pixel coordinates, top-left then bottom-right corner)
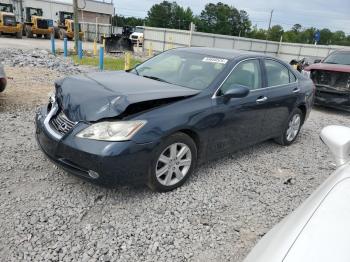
62 0 350 34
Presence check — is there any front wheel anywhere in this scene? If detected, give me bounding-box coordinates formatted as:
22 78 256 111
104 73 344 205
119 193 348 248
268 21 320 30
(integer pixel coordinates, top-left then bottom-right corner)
16 30 23 39
274 108 303 146
147 133 197 192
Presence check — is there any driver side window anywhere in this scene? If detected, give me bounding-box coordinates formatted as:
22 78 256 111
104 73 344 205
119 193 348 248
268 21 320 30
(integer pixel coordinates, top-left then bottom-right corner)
220 59 261 95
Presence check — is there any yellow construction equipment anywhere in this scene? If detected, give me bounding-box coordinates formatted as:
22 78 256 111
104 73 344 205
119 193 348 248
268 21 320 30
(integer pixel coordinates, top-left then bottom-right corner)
24 7 53 39
0 3 22 38
54 11 83 40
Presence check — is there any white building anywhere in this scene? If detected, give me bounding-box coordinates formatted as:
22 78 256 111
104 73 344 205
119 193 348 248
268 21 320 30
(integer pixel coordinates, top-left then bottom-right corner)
3 0 114 25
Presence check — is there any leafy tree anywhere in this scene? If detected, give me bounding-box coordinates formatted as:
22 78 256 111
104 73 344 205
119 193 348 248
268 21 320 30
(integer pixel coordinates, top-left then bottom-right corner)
196 2 251 36
291 24 302 33
112 15 144 27
319 28 333 45
248 25 266 40
146 1 194 30
268 25 284 41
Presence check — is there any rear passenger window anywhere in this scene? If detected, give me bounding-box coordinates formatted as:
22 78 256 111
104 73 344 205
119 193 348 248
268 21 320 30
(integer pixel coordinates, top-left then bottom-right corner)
265 60 291 87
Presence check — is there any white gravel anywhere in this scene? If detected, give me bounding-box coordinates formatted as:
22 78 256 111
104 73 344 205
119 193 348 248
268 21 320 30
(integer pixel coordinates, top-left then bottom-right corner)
1 52 350 261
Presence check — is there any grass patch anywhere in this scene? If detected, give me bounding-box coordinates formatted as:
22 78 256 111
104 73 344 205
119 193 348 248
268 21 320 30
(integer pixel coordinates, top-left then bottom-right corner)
72 55 141 71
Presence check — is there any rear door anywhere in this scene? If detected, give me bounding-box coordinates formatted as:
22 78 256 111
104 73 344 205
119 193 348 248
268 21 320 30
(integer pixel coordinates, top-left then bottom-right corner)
259 59 300 140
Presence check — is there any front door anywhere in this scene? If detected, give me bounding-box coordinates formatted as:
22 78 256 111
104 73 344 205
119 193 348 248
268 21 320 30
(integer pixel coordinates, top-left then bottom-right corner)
208 58 269 156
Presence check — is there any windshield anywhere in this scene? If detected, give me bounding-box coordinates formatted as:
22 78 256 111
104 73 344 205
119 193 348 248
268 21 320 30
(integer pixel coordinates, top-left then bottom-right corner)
323 52 350 65
133 50 228 90
135 27 144 33
0 4 13 12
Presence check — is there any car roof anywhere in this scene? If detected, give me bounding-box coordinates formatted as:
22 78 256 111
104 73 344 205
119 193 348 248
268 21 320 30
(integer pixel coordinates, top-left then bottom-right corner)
176 47 269 60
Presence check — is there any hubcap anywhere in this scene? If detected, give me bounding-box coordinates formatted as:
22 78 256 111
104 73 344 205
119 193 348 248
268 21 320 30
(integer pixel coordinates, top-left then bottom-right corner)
155 143 192 186
286 114 301 142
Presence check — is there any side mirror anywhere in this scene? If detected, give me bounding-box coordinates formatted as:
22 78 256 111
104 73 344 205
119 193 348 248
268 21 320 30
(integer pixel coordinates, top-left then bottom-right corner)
56 12 58 15
320 125 350 166
223 84 250 101
314 59 321 63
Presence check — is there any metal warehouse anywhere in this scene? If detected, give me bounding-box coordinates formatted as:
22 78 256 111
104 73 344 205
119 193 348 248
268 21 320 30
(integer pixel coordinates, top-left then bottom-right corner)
2 0 114 25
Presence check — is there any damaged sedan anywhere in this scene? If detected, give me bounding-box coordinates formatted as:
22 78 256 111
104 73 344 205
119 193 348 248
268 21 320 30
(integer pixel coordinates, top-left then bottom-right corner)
305 50 350 111
35 47 314 191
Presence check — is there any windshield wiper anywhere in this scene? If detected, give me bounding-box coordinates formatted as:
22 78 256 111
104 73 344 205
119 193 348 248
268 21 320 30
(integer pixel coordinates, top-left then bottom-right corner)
324 62 338 64
143 75 170 84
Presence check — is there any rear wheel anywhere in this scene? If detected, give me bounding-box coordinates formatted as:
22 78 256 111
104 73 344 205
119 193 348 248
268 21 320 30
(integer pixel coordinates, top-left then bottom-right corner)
59 29 66 40
274 108 303 146
25 25 33 38
147 133 197 192
37 34 43 38
44 33 51 39
16 30 22 39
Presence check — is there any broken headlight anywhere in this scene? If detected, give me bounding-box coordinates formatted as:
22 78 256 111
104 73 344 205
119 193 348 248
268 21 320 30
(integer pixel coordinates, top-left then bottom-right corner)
76 120 147 141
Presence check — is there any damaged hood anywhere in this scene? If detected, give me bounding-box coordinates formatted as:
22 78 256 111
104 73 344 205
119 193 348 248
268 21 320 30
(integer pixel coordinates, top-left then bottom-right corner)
305 63 350 73
55 71 200 122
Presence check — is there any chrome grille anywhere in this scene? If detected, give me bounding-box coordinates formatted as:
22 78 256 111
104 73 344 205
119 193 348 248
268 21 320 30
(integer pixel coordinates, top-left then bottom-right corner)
50 112 76 135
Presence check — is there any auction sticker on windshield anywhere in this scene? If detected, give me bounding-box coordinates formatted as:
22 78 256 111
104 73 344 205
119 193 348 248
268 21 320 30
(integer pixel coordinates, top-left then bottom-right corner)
202 57 228 64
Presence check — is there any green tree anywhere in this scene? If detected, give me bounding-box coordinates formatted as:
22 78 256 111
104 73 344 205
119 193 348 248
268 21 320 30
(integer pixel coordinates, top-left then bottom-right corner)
268 25 284 41
319 28 333 45
146 1 194 30
291 24 302 33
196 2 251 36
112 15 144 27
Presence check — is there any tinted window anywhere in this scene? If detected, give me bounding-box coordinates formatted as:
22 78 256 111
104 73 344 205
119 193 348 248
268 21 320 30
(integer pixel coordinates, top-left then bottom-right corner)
220 59 261 94
323 51 350 65
134 51 227 90
265 60 290 86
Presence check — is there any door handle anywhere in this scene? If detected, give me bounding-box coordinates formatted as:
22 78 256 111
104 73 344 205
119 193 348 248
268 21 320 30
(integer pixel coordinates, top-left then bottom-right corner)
293 87 301 93
256 96 268 103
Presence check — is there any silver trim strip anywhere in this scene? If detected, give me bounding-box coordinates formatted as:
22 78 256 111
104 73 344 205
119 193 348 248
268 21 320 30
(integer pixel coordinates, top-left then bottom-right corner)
44 103 63 140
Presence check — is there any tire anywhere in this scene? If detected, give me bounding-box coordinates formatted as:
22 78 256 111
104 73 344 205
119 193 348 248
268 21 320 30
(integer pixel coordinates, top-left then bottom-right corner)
37 34 43 38
44 33 51 39
25 25 33 38
54 27 60 39
274 108 303 146
16 30 23 39
147 133 197 192
59 29 66 40
0 80 6 93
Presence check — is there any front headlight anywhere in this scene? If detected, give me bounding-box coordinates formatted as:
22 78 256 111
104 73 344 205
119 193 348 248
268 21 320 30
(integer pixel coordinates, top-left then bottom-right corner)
76 120 147 141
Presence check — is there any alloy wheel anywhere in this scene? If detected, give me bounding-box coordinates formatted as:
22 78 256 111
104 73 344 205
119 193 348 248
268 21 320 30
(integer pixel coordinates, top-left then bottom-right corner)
155 143 192 186
286 114 301 142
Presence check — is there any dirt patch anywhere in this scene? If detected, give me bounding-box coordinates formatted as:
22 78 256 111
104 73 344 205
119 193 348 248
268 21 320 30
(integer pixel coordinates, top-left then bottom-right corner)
0 66 62 111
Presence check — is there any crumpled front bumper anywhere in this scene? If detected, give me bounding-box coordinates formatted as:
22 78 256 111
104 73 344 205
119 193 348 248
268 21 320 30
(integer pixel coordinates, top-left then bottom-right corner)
314 87 350 112
35 106 156 185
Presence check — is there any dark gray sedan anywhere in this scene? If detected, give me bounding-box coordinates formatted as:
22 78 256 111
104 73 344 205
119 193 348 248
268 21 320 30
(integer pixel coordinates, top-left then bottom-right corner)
35 48 315 191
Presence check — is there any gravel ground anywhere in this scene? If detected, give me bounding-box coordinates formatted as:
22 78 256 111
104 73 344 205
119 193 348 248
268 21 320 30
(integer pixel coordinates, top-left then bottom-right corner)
1 64 350 261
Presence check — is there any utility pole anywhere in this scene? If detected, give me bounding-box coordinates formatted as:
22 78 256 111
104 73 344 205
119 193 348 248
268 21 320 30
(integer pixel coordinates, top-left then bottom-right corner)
19 0 24 22
73 0 79 52
266 9 274 41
